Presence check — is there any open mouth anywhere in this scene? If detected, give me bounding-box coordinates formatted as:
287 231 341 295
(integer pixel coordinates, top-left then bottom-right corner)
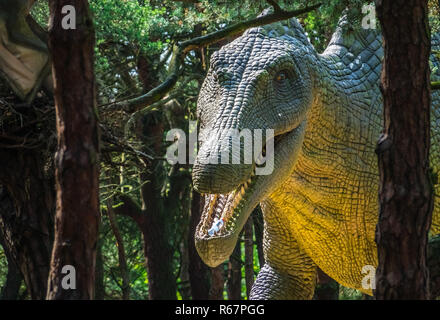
196 169 257 239
194 122 306 267
195 132 288 240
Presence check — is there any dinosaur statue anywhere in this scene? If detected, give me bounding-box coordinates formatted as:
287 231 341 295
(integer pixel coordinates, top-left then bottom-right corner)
0 0 51 102
191 13 440 299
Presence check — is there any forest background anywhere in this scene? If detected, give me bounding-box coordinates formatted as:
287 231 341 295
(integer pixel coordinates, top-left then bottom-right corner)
1 0 439 300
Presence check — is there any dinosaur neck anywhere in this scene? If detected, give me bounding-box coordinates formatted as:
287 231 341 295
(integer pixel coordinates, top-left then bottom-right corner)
264 24 385 242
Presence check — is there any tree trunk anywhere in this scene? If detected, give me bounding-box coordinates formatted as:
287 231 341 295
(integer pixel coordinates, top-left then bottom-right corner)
313 268 339 300
178 240 192 300
252 206 265 268
133 52 180 300
227 240 242 300
188 191 211 299
0 152 54 300
209 264 225 300
46 0 100 300
138 170 176 300
107 200 130 299
244 217 254 299
94 234 105 300
375 0 433 299
113 190 177 300
138 117 177 300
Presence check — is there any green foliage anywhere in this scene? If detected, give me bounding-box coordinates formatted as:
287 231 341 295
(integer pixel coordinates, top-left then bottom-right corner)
91 0 168 55
302 0 372 52
339 286 364 300
100 214 149 299
429 0 440 33
30 0 49 26
0 246 6 291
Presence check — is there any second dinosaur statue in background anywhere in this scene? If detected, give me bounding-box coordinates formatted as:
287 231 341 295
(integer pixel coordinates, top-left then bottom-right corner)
0 0 51 102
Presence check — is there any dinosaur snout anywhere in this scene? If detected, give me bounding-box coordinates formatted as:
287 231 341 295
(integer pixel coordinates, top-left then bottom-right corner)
192 131 254 194
192 162 253 194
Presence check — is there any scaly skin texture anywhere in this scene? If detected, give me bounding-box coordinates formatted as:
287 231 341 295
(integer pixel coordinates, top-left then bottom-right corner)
192 14 440 299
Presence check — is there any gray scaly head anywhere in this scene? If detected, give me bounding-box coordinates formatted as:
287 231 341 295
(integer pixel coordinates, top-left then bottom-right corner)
192 15 319 267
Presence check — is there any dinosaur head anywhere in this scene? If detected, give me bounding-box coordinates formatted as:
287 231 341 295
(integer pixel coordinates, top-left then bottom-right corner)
192 18 317 267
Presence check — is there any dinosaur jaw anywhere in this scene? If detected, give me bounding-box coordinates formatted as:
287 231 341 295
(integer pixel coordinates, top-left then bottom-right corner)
195 166 264 267
194 126 304 267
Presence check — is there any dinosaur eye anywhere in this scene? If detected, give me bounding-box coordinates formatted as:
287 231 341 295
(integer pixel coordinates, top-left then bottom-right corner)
275 70 289 82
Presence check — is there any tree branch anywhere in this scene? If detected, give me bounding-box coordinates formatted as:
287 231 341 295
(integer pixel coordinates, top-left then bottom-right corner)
106 200 130 299
103 3 321 113
26 15 49 44
113 193 144 226
266 0 282 13
180 3 321 53
431 81 440 90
